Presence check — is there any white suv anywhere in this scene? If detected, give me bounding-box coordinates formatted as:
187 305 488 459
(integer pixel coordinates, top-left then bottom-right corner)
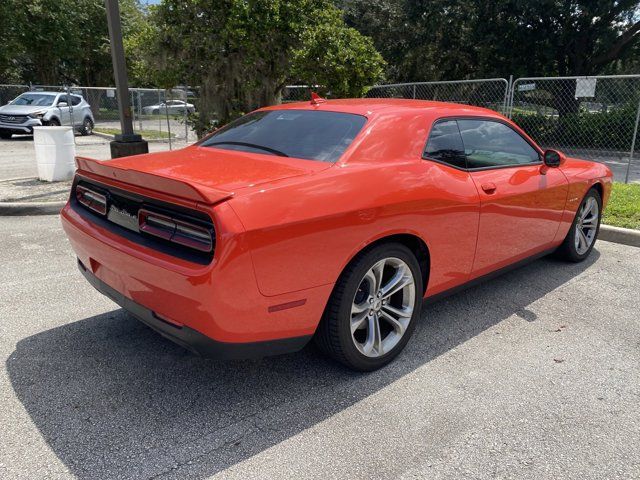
0 91 95 139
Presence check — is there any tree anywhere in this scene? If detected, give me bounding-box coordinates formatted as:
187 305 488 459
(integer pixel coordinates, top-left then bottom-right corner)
291 8 385 97
143 0 385 135
343 0 640 82
0 0 147 87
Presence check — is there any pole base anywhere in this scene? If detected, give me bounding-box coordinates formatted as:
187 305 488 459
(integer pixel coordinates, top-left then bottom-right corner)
110 139 149 159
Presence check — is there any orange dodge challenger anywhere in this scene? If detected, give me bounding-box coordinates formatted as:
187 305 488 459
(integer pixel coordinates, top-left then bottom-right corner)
61 98 612 370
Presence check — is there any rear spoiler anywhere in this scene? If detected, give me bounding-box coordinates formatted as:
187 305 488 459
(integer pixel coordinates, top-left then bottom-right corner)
75 156 233 205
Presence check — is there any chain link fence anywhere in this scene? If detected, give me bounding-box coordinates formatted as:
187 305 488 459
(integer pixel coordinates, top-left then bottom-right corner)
1 77 639 181
0 84 29 106
508 75 640 183
366 76 640 182
366 78 511 114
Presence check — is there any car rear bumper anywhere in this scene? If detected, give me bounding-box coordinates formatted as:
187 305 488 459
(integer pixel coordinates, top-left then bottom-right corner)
78 259 312 359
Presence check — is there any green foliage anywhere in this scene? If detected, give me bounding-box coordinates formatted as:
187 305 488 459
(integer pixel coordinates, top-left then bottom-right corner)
512 106 639 151
291 8 385 97
343 0 640 82
0 0 146 86
602 183 640 230
145 0 385 135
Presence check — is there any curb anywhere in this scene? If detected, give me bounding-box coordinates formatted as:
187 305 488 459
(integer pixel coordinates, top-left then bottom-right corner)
93 131 178 144
0 201 65 216
599 224 640 248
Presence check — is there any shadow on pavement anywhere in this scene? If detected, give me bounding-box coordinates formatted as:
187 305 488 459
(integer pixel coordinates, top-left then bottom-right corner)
7 250 599 479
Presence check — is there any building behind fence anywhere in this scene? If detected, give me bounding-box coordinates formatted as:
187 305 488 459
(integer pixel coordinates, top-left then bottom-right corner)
1 76 639 182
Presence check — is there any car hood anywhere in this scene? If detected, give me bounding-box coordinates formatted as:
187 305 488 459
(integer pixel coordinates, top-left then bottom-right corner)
94 145 331 197
0 104 52 115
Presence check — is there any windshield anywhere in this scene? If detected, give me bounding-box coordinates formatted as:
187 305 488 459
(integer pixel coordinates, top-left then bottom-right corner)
12 93 56 107
201 110 367 163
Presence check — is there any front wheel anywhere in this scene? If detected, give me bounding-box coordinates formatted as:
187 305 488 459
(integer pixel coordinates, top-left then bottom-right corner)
556 187 602 262
80 117 93 136
315 243 423 371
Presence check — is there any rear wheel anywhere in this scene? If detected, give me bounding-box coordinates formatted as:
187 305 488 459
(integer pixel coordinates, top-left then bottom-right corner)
556 188 602 262
0 131 11 139
315 243 423 371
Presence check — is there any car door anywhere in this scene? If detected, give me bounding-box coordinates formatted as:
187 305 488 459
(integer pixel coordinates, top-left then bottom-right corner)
459 118 569 277
421 119 481 295
56 94 71 125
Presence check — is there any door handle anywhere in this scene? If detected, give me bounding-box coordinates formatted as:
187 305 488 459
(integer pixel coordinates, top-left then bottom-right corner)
481 182 497 194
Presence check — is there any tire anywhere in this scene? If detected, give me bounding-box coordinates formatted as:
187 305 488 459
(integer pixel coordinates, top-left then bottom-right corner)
46 118 60 127
152 109 159 115
80 117 94 136
0 131 11 140
555 187 602 262
315 243 423 371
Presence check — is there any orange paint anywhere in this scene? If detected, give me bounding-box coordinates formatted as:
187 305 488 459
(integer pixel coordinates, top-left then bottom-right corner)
61 99 613 351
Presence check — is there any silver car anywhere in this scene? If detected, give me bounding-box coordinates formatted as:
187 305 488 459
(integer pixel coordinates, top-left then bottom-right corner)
142 100 195 115
0 91 95 139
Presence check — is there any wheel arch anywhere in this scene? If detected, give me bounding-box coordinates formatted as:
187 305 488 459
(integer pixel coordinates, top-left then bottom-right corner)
340 232 431 295
590 181 603 200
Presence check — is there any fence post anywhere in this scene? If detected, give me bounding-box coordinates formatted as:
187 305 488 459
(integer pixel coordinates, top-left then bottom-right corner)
165 89 172 150
507 78 518 118
184 90 188 143
66 86 76 144
130 90 136 133
412 84 416 99
503 75 512 116
137 90 143 132
624 98 640 184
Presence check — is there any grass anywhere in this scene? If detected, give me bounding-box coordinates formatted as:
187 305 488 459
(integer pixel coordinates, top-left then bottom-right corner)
602 182 640 230
94 127 175 140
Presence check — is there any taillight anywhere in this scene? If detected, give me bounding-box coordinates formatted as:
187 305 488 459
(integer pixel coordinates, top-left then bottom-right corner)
138 209 213 253
76 185 107 215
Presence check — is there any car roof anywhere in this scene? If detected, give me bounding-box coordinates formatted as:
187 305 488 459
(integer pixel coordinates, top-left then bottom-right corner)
260 98 501 118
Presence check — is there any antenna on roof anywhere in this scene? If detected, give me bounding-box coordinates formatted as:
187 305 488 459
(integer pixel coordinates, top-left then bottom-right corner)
310 92 327 105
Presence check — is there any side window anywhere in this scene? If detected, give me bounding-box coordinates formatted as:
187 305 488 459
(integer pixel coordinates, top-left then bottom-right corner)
423 119 466 169
71 95 82 106
458 119 540 168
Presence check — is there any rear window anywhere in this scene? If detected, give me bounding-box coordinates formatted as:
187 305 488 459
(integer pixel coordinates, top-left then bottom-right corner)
200 110 367 163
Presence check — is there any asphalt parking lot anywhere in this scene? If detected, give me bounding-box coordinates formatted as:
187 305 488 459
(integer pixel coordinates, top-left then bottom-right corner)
1 215 639 479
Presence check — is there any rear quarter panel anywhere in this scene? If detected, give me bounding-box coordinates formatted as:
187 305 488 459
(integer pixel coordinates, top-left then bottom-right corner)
228 160 480 298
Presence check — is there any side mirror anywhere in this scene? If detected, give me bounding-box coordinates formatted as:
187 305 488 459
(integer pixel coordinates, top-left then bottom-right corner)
57 101 68 108
543 149 563 168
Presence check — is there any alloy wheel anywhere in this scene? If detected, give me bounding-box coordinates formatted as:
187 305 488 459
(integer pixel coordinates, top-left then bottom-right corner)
575 196 599 255
350 257 416 358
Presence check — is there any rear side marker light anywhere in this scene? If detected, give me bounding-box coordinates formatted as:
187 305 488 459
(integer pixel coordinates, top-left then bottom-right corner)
138 209 213 253
76 185 107 215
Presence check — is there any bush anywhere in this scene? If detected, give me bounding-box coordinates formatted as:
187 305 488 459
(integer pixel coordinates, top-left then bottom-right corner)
512 105 638 151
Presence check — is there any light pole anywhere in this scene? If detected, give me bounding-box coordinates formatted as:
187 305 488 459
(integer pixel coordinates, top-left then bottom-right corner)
105 0 148 158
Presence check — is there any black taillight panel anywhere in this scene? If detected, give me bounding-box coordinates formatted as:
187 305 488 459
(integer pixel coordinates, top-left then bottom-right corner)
76 184 108 216
139 208 214 253
71 177 215 265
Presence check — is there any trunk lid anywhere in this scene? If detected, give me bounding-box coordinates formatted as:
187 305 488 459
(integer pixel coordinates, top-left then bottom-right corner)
76 145 329 205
